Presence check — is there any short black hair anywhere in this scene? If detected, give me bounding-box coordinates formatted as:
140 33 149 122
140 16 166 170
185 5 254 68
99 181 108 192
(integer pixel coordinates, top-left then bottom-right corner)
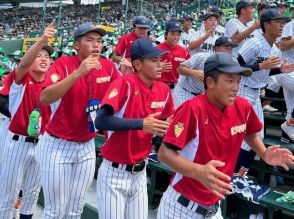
204 70 222 90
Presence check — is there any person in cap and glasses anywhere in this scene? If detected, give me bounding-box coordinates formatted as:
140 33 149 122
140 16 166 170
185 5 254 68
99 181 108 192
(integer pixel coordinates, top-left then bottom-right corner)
174 36 238 107
112 15 150 75
277 2 289 15
179 15 197 48
37 22 120 218
225 0 260 57
157 52 294 219
0 21 55 219
95 38 174 219
158 21 190 91
189 13 222 55
235 9 294 176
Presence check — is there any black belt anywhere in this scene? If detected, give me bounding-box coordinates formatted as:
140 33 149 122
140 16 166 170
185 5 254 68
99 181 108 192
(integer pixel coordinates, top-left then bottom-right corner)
112 160 146 174
177 195 219 217
243 84 259 91
183 87 201 96
49 133 87 143
166 83 175 89
12 134 39 144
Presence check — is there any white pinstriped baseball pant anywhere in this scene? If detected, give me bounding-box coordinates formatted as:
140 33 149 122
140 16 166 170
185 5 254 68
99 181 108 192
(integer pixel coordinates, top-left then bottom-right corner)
157 186 223 219
36 133 96 219
97 159 148 219
0 131 41 219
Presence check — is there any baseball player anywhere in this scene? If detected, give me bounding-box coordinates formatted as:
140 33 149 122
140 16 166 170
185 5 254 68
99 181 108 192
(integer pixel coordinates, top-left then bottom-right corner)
174 36 238 107
188 13 221 55
235 9 294 175
0 21 55 219
225 0 260 57
95 38 174 219
179 15 197 48
277 2 289 15
249 3 271 38
158 21 190 91
112 16 150 75
37 22 120 219
157 52 294 219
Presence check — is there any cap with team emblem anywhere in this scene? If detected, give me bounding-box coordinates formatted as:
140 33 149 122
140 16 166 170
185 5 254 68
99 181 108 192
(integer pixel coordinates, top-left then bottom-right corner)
165 21 182 32
74 22 106 40
211 6 223 15
181 14 194 21
130 38 168 60
133 16 150 28
258 3 271 12
204 52 252 76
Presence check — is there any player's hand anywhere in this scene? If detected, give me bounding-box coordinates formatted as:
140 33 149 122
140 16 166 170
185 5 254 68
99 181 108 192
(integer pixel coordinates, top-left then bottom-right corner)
119 58 132 67
190 70 204 81
143 112 170 136
206 25 216 37
259 56 282 69
41 20 57 43
261 145 294 170
280 61 294 73
75 55 101 77
251 20 260 30
196 160 232 199
161 61 172 72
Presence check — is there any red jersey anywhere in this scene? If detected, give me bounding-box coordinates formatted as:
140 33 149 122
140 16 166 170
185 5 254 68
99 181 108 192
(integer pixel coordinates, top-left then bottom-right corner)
115 33 149 59
158 42 190 84
163 93 262 206
8 71 51 135
101 74 174 164
44 55 120 141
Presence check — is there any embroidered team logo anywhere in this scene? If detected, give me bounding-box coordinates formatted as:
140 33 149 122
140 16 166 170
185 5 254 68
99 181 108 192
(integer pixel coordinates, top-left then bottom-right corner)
174 122 184 138
96 76 111 83
108 88 118 99
51 74 60 83
29 81 33 85
205 118 209 125
134 90 140 95
231 123 246 135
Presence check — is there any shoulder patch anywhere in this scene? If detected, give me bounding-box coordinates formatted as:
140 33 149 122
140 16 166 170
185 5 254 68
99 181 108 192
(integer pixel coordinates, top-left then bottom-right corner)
51 74 60 83
174 122 184 138
108 88 118 99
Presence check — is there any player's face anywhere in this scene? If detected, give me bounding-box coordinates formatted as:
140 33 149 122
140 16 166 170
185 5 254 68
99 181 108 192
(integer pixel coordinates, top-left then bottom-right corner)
30 49 51 74
204 17 218 29
207 73 241 109
183 19 193 30
75 32 103 59
166 30 181 47
243 5 254 20
279 6 287 15
134 26 149 37
268 19 285 37
134 57 162 82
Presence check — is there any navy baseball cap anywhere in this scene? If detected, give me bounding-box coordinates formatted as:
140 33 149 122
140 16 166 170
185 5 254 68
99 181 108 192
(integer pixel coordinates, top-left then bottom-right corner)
211 6 223 15
74 22 106 40
182 14 193 21
258 3 271 12
133 16 150 28
236 0 255 14
277 2 288 8
260 8 288 24
130 38 168 60
214 36 238 48
204 53 252 76
165 21 182 32
203 12 220 20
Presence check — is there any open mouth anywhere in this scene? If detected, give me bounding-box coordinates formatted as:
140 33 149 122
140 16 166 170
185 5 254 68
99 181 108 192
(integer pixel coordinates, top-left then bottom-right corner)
91 50 100 56
40 63 48 68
